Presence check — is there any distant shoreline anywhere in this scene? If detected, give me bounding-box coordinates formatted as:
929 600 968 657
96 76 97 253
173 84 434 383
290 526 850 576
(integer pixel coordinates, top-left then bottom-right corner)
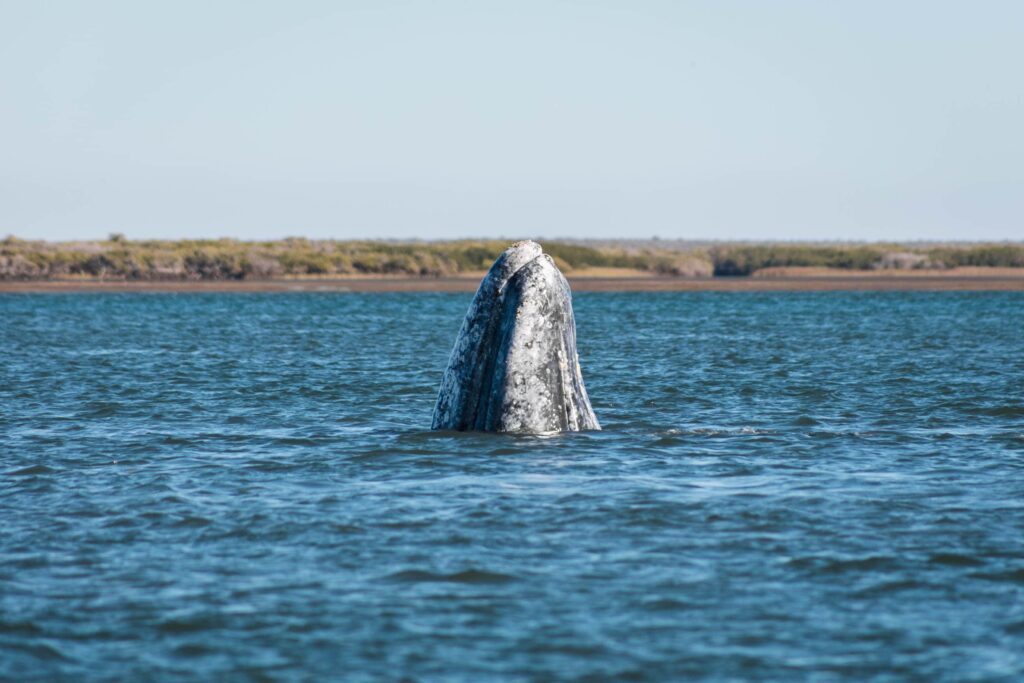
4 268 1024 293
5 237 1024 282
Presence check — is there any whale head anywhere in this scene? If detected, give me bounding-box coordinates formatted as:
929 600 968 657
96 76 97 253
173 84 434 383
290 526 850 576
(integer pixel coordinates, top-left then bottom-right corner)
431 241 600 434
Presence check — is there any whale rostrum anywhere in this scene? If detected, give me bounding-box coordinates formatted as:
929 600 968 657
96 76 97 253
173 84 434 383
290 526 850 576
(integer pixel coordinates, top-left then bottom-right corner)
431 240 600 434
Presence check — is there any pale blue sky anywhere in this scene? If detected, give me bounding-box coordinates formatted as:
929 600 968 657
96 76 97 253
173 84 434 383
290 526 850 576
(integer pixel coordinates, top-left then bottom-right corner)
2 1 1021 241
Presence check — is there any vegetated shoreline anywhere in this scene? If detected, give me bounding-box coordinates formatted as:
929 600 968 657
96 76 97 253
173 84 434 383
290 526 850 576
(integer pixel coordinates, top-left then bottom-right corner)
2 236 1024 291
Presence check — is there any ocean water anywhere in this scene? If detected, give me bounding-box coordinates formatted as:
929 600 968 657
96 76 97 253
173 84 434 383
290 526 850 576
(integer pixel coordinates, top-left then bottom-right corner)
2 291 1023 682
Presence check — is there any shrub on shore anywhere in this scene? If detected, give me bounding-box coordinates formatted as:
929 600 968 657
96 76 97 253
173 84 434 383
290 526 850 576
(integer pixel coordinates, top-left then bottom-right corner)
706 244 1024 275
708 245 885 275
926 245 1024 268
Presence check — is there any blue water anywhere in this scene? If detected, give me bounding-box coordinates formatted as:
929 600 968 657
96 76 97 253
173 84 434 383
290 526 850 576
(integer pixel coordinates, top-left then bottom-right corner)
2 292 1024 682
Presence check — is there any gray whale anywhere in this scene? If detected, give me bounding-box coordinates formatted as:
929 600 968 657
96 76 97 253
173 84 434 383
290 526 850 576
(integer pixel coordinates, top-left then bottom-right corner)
431 241 600 434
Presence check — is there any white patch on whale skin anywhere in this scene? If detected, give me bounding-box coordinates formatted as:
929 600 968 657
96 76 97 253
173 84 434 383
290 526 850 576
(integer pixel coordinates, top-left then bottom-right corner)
432 242 600 434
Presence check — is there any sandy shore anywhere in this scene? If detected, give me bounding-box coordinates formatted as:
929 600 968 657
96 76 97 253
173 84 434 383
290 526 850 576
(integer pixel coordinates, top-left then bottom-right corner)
3 268 1024 293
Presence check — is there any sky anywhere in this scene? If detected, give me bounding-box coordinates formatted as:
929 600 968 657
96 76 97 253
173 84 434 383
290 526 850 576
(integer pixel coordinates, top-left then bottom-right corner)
1 1 1021 242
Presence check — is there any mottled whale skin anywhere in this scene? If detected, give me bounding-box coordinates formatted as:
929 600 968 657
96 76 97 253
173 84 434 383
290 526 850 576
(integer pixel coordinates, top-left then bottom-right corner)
431 241 600 434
